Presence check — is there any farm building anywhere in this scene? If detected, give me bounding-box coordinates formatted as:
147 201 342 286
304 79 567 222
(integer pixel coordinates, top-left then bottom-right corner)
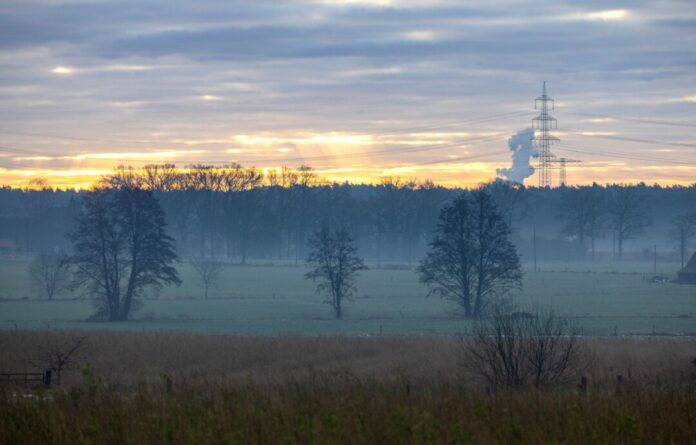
677 252 696 284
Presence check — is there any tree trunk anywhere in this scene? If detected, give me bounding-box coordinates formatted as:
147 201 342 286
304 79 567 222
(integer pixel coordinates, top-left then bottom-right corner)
334 289 342 319
120 256 138 321
591 236 596 262
461 293 472 318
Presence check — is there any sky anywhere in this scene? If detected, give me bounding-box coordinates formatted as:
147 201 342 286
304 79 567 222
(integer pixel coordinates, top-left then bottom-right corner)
0 0 695 189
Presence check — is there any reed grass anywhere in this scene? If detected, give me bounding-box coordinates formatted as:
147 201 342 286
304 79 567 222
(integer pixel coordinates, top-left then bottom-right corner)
1 330 695 444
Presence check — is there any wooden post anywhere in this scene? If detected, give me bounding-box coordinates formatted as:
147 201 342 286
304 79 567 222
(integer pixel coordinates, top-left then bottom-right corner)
578 376 587 394
533 227 537 273
43 370 51 388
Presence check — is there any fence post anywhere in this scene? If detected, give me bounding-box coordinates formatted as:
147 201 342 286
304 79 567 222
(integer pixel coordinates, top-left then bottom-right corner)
578 376 587 394
44 370 52 388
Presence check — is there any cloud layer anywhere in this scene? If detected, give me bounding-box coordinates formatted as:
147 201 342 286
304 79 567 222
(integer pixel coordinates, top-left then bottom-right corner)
0 0 695 187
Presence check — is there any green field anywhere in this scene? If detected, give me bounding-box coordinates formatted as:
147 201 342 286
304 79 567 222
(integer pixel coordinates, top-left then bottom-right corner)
1 257 694 336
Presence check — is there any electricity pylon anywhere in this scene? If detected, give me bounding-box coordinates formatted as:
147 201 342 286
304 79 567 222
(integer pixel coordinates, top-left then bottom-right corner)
532 81 560 187
551 157 581 186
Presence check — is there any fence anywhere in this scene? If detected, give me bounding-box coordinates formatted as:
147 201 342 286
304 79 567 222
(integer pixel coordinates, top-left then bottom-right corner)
0 370 51 388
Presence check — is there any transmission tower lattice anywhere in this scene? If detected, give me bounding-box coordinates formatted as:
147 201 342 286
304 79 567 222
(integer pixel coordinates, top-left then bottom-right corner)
532 81 559 187
551 157 581 186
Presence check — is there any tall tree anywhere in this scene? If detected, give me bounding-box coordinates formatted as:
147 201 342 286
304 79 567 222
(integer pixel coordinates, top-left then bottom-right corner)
669 212 696 268
28 252 70 300
418 189 522 318
306 226 367 319
485 179 527 231
24 178 54 252
294 165 319 264
557 185 605 260
607 185 650 260
69 186 180 321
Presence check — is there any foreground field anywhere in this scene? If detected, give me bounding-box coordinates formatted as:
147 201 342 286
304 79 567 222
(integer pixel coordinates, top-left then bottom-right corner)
4 384 695 444
1 331 696 444
1 258 695 335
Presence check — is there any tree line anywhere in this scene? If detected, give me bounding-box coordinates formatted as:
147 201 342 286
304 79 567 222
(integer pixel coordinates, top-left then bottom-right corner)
12 165 695 322
1 165 694 264
30 179 522 321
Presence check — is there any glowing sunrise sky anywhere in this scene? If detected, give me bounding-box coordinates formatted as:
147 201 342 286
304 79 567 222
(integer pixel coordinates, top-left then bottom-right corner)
1 0 695 189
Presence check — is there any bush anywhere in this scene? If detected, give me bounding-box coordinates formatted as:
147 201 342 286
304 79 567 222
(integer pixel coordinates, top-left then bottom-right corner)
462 307 585 391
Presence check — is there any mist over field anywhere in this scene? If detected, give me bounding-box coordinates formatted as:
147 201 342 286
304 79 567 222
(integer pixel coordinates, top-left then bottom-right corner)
2 0 696 442
1 178 695 335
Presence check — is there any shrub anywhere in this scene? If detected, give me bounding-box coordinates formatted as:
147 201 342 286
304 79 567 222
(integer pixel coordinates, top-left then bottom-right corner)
462 307 584 391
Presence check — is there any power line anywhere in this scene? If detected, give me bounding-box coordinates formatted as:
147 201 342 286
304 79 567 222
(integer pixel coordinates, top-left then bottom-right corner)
566 112 696 129
564 130 696 149
0 134 505 167
383 151 507 168
558 141 696 165
0 110 531 147
215 135 502 166
555 143 696 167
554 144 695 183
0 110 528 168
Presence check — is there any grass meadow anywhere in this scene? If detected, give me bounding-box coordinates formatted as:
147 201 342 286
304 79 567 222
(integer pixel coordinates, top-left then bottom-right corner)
1 330 696 444
2 256 696 443
0 257 694 336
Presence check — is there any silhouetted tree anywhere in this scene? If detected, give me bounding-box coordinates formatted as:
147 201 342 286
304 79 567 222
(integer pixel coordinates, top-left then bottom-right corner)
306 226 367 319
190 257 223 299
28 252 70 300
24 178 54 252
463 307 582 391
557 185 605 259
373 177 414 264
31 333 88 386
69 186 181 321
607 185 650 260
294 166 320 264
418 189 522 318
670 212 696 268
485 179 527 230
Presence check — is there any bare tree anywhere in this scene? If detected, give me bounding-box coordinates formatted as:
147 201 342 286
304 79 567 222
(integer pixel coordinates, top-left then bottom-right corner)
69 186 181 321
190 257 223 299
28 253 70 300
306 226 367 319
557 185 605 260
418 189 522 318
142 163 179 191
669 212 696 268
607 185 650 260
462 307 582 391
485 179 528 230
24 178 54 252
294 165 320 264
31 333 88 386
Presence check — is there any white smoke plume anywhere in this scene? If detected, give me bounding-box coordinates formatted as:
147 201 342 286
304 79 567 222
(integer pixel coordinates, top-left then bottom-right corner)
496 128 538 184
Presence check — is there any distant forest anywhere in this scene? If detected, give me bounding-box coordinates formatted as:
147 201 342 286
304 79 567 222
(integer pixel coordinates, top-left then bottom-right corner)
1 165 694 264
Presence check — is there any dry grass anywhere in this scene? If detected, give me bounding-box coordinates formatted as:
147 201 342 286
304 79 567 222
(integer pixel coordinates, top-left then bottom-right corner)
2 381 696 444
1 330 695 389
1 331 696 444
1 331 459 387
